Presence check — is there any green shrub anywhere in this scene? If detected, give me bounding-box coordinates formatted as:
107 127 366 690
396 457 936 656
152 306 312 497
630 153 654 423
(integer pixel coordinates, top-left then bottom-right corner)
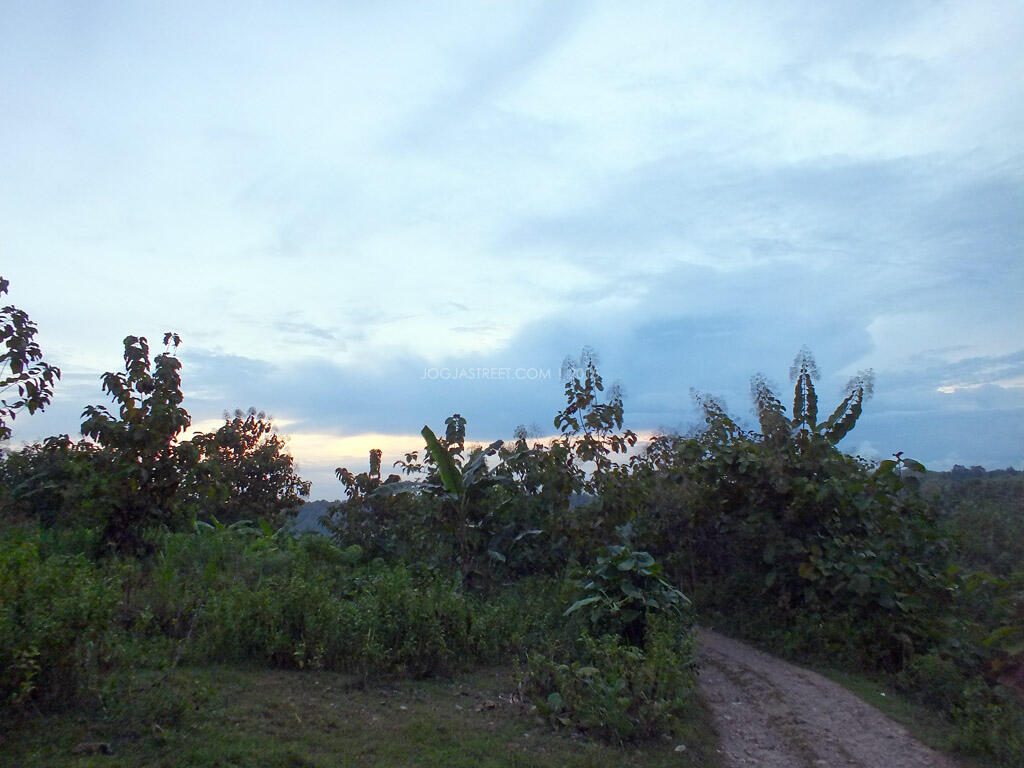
522 615 697 744
199 560 484 675
950 679 1024 767
342 565 491 675
897 652 967 713
564 543 690 648
200 564 344 669
124 527 530 676
0 531 122 709
483 576 581 653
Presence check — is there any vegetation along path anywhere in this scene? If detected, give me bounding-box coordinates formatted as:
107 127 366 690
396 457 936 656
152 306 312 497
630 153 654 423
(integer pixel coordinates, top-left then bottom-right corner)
697 629 956 768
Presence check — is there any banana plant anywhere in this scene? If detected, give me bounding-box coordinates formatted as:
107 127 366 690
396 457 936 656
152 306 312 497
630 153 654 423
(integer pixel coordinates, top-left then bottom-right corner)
375 424 505 581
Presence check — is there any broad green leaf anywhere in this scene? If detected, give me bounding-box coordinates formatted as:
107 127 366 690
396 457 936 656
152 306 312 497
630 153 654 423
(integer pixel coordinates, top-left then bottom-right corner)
462 440 503 486
421 425 464 496
564 595 601 616
621 582 643 599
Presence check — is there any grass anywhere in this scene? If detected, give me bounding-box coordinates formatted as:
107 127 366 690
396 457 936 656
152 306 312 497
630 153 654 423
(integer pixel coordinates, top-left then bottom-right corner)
0 665 722 768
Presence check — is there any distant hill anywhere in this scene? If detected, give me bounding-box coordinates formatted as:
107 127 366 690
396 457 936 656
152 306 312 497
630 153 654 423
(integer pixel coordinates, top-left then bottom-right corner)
290 499 340 534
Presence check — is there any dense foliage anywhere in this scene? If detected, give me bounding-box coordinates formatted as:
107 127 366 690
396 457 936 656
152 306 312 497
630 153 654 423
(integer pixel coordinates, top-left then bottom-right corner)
523 614 697 743
182 408 311 526
925 466 1024 575
0 529 122 707
1 328 1021 761
606 357 1022 764
79 334 195 553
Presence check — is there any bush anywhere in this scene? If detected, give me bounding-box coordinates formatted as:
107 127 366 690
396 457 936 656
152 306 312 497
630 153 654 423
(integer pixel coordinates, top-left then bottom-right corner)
0 530 122 709
897 652 967 713
119 527 536 676
323 492 440 566
522 615 697 744
950 679 1024 767
0 523 567 711
198 560 498 675
522 547 697 744
181 408 311 527
564 542 690 648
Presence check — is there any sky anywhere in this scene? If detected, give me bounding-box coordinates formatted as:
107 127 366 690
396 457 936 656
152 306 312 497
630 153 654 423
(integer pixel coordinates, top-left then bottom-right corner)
2 0 1022 499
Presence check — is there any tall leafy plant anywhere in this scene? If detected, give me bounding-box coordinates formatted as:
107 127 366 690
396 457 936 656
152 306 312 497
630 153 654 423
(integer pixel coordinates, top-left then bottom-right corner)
565 544 690 648
753 347 874 445
377 421 504 582
638 351 947 670
336 449 399 499
80 333 195 552
554 347 637 479
324 449 419 562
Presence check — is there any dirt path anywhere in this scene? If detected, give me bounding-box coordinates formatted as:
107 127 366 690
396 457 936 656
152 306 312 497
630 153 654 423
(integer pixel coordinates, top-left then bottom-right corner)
696 629 957 768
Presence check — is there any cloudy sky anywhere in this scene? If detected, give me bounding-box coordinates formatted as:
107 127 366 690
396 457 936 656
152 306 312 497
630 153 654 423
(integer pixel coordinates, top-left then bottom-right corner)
2 1 1022 498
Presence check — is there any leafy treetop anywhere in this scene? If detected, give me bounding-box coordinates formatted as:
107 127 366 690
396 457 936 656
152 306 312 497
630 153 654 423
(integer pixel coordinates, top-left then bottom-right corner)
79 333 194 552
0 276 61 441
751 347 873 445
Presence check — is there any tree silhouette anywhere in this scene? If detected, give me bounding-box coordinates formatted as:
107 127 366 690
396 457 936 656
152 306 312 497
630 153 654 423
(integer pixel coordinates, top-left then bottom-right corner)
752 347 873 445
0 276 61 440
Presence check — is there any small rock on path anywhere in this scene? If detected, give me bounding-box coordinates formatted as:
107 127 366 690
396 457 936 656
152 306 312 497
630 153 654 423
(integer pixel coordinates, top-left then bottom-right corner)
697 629 957 768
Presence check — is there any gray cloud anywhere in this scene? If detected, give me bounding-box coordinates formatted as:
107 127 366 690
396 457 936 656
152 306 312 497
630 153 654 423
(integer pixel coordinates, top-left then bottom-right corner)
270 320 337 342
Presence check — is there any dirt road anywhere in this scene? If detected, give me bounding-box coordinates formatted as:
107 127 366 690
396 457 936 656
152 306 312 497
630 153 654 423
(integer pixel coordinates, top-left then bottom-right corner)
697 629 957 768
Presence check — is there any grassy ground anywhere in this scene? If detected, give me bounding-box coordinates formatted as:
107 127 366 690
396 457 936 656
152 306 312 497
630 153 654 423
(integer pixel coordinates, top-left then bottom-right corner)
0 666 722 768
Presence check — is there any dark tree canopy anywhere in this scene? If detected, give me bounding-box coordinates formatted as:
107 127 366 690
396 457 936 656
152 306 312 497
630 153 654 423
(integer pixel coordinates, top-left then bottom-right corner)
184 408 310 526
